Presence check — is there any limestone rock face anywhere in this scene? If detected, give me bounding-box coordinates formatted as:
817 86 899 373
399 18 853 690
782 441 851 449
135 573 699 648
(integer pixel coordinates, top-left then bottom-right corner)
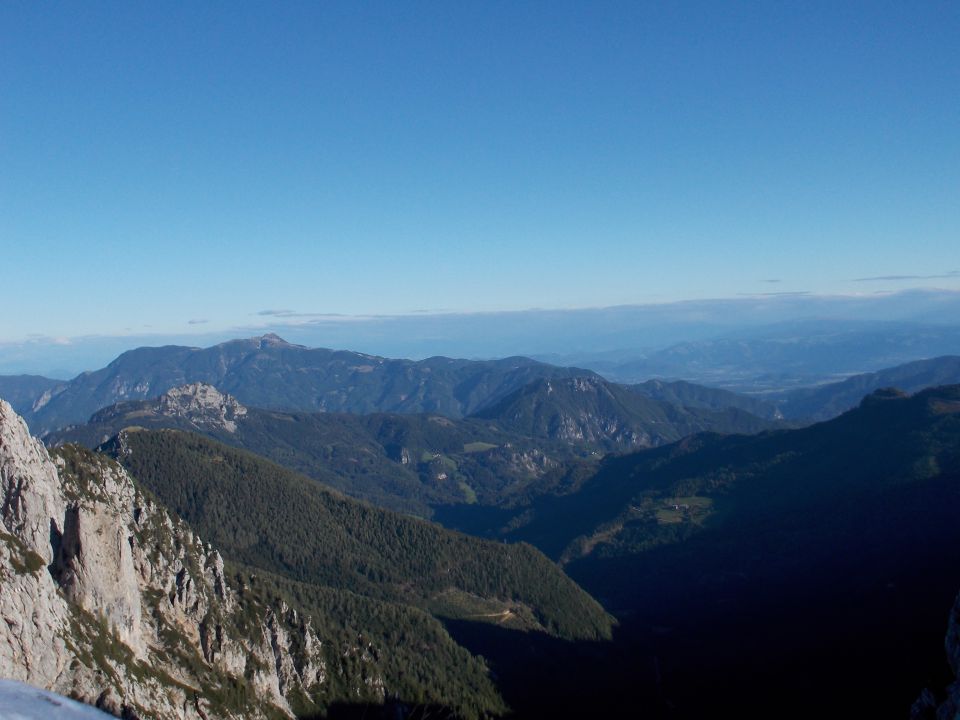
0 399 325 719
157 383 247 433
1 401 66 559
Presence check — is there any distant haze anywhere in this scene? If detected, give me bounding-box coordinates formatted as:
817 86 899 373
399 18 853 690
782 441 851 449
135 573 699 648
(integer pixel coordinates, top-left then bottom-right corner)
4 289 960 379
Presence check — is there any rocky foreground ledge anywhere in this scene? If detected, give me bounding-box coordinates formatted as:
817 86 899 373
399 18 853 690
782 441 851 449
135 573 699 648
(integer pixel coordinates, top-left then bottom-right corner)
0 678 115 718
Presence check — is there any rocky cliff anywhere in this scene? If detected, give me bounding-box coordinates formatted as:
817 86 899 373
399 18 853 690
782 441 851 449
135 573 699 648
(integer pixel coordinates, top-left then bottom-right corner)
913 590 960 720
86 382 249 436
0 399 337 719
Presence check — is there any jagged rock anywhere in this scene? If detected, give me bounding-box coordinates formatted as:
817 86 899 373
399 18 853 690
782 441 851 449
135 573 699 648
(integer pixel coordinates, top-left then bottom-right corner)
1 401 66 559
0 399 327 719
157 383 247 433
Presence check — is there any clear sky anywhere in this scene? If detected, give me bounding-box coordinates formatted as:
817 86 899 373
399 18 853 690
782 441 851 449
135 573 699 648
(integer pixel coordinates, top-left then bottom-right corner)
1 1 958 343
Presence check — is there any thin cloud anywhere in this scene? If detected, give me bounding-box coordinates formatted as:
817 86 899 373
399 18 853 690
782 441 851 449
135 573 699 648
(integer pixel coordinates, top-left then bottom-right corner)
188 319 208 325
764 279 781 283
853 271 959 282
255 309 349 319
737 291 812 297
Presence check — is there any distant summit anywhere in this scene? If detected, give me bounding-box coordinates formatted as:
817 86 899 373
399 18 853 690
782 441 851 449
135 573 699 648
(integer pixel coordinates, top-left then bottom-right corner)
255 332 299 348
8 336 595 434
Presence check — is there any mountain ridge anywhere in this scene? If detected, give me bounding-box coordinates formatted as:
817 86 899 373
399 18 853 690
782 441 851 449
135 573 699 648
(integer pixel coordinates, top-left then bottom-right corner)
48 379 778 517
13 335 600 434
776 355 960 420
473 375 776 450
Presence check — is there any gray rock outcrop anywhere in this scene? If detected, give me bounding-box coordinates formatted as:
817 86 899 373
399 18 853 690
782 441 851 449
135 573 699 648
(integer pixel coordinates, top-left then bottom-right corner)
0 399 325 719
157 383 247 433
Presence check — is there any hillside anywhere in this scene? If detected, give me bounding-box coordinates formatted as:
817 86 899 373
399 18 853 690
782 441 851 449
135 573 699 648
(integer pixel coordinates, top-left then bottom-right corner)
48 383 586 515
631 378 782 419
17 334 596 434
473 376 776 450
108 427 614 644
2 398 619 718
499 384 960 583
777 355 960 420
478 384 960 716
49 380 777 517
2 399 499 719
0 374 62 418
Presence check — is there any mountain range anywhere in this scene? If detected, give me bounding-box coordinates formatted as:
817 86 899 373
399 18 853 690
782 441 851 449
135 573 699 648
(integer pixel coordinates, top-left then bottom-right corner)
5 334 598 435
575 319 960 390
49 378 779 517
10 335 960 444
775 354 960 420
7 333 960 717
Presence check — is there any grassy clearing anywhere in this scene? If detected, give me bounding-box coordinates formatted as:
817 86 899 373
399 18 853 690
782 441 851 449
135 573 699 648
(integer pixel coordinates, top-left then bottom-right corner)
463 441 498 453
656 496 713 525
427 588 539 631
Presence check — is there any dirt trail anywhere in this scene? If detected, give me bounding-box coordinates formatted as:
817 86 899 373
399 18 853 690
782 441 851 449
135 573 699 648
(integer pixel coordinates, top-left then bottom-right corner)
466 609 515 624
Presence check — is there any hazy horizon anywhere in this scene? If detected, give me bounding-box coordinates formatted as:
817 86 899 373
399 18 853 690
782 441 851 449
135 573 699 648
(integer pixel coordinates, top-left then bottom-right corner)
4 287 960 378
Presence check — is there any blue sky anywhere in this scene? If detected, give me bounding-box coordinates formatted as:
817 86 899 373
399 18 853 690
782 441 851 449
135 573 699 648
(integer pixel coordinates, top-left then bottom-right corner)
1 1 958 344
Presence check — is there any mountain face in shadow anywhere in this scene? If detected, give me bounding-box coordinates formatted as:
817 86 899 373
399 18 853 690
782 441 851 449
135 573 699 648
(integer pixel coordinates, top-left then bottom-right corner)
477 385 960 717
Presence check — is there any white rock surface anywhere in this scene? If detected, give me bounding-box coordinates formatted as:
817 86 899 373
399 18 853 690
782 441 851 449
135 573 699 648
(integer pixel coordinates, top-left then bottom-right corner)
158 384 247 432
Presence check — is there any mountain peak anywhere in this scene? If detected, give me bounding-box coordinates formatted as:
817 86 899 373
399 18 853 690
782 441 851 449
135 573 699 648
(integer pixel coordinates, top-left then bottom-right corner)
257 333 293 348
